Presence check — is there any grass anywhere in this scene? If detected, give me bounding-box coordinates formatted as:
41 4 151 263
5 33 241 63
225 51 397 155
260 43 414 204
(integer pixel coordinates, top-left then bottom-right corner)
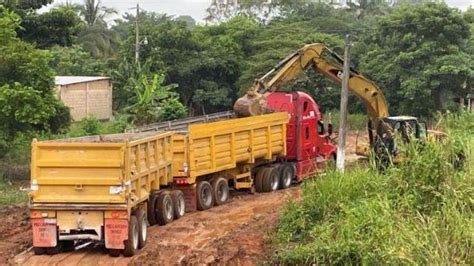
274 111 473 264
327 111 368 131
0 177 28 206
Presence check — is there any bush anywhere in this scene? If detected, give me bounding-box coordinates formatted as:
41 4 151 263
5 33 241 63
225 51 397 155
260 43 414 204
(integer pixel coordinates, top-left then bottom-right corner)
328 111 368 131
78 116 102 135
158 97 188 121
275 112 473 264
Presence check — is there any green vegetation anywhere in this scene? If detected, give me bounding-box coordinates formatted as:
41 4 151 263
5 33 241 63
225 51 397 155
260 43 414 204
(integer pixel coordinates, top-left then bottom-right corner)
0 178 28 206
274 112 473 264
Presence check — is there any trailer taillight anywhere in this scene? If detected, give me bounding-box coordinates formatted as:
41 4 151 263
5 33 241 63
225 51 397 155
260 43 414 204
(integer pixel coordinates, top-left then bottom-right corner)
175 178 188 185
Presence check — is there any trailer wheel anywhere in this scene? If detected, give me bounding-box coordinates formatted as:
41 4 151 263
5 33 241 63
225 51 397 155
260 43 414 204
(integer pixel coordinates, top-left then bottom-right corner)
109 249 121 257
147 193 159 225
46 244 61 255
254 168 265 193
212 178 229 206
135 209 147 249
279 163 294 189
123 215 139 257
171 190 186 219
262 167 279 192
197 181 214 210
155 192 174 225
33 247 46 255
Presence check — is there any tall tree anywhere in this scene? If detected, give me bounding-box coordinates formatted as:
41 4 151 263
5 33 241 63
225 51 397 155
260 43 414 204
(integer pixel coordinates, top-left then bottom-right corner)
359 3 472 116
77 0 120 59
0 6 70 147
19 6 83 48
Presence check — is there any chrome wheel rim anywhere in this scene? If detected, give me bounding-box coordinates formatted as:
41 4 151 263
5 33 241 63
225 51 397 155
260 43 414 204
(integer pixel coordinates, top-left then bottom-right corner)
141 215 147 241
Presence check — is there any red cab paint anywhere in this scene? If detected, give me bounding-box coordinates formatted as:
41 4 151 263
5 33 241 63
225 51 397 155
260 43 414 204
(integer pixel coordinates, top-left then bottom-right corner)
266 91 336 180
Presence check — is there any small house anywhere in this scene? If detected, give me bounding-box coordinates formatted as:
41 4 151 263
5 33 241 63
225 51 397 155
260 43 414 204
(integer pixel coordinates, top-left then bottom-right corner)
55 76 113 121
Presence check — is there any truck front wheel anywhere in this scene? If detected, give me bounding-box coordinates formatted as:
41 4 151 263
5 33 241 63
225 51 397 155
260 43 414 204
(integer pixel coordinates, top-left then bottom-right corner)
197 181 214 210
123 215 139 257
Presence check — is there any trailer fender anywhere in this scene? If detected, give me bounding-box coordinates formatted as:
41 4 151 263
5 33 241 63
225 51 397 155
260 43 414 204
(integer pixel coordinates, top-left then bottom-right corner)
32 218 57 248
105 219 128 249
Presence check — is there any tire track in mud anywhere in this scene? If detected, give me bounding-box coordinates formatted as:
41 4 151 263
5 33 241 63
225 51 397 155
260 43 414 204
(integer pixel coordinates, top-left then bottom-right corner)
12 187 300 265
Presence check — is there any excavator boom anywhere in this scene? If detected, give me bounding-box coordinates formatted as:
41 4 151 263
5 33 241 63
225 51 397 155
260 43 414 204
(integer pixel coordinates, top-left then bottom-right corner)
233 43 389 120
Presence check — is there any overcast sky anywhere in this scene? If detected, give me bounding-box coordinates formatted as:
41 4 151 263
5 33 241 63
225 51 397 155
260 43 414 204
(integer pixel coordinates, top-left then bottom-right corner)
46 0 473 22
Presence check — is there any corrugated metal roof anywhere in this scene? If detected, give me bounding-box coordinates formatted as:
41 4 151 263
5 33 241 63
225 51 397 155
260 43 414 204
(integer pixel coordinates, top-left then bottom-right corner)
55 76 110 86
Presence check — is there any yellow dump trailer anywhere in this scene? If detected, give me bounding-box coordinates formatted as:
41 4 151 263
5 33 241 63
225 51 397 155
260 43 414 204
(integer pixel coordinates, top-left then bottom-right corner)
29 131 183 257
171 112 291 210
29 112 292 257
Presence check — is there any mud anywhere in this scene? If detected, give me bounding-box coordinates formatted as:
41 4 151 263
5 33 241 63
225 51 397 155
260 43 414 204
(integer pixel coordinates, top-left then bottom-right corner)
11 188 300 265
0 205 31 265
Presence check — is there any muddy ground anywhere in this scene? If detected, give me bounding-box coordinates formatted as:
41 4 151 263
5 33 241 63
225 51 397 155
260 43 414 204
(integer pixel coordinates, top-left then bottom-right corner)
11 188 300 266
2 133 366 265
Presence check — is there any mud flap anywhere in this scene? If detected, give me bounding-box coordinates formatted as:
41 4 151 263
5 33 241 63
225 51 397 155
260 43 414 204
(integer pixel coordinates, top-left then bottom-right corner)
105 219 128 249
32 218 57 247
180 184 197 212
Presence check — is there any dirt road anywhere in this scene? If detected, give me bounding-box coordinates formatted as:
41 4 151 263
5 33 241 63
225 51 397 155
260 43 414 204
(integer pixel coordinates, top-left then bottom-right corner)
10 188 301 265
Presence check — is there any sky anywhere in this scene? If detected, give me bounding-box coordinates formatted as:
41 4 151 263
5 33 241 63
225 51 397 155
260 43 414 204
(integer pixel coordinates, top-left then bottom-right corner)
46 0 472 22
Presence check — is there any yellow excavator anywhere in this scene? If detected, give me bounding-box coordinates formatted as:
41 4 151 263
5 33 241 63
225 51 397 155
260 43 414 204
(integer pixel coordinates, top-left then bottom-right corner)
234 43 442 165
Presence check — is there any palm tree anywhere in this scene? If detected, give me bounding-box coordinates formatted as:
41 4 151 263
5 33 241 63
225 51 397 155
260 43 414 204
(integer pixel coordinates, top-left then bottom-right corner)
77 0 120 59
79 0 117 26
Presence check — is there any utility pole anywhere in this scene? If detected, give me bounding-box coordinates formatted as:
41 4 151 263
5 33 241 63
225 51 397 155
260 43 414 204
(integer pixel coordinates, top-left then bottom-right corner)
135 2 140 64
336 34 352 172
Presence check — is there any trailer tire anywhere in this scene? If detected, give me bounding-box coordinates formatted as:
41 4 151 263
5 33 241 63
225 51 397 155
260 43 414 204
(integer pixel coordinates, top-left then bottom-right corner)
123 215 139 257
33 247 46 255
254 168 265 193
147 193 159 226
197 181 214 210
135 209 147 249
278 163 294 189
262 167 279 192
46 244 61 255
212 178 229 206
171 190 186 219
155 192 174 225
109 249 121 257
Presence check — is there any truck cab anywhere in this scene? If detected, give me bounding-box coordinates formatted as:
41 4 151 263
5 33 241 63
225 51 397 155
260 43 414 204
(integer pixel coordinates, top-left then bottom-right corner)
266 91 336 181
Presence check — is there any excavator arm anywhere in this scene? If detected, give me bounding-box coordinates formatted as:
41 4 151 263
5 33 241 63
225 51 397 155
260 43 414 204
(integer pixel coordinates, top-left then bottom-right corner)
233 43 389 121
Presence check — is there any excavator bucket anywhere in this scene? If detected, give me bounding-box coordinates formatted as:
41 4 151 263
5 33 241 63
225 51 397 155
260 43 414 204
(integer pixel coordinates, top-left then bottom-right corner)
233 93 268 117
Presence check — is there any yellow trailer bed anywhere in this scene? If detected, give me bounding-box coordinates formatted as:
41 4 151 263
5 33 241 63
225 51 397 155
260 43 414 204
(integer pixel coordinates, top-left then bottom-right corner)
174 112 288 182
29 131 174 255
171 112 289 210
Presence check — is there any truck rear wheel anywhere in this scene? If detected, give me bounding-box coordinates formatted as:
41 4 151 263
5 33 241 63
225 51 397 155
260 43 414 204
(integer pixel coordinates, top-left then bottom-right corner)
155 192 174 225
123 215 139 257
262 167 279 192
278 163 294 189
135 209 147 249
197 181 214 210
212 178 229 206
254 168 266 193
33 247 46 255
147 193 159 225
109 249 121 257
171 190 186 219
